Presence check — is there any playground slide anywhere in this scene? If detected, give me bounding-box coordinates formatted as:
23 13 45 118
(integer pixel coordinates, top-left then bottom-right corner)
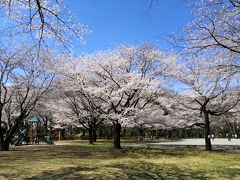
15 136 25 146
41 136 54 145
14 131 27 146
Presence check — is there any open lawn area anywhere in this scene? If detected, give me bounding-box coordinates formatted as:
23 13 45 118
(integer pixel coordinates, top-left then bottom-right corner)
0 140 240 180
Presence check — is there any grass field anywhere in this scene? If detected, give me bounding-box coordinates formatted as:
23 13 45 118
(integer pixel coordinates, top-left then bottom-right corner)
0 140 240 180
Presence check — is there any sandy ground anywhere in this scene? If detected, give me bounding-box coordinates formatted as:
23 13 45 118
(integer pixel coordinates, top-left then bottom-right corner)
122 138 240 152
148 138 240 146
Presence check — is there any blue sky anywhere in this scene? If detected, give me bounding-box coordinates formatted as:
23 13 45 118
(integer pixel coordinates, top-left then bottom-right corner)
65 0 193 55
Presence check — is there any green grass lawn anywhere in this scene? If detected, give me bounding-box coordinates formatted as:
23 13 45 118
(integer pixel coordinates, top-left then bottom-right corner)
0 140 240 180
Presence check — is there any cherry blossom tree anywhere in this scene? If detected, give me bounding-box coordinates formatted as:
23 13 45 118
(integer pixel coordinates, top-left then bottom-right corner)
128 91 175 137
168 56 240 150
164 0 240 149
173 0 240 73
62 90 105 144
50 44 174 148
188 0 239 52
0 0 90 51
47 56 105 144
32 98 55 136
0 45 54 151
77 44 173 148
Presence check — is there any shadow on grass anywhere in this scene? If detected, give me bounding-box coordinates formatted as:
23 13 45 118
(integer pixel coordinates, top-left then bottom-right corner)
3 145 198 162
5 145 113 160
25 161 211 180
119 146 203 159
0 144 232 165
1 144 240 179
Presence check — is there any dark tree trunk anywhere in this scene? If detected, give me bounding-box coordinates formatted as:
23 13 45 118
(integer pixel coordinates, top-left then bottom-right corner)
157 129 161 139
1 141 10 151
123 128 126 137
82 128 86 137
98 126 103 138
203 109 212 151
107 126 112 139
139 125 143 141
88 128 94 145
0 126 3 150
93 128 97 142
113 122 121 149
1 120 20 151
43 118 48 136
168 130 172 139
0 109 3 150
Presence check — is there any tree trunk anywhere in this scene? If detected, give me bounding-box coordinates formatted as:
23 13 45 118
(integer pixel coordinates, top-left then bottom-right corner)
44 118 48 136
113 122 121 149
82 128 86 137
0 109 3 150
0 126 3 150
98 126 103 138
107 126 112 139
123 128 126 137
139 125 143 141
93 128 97 142
88 123 94 144
1 141 10 151
203 110 212 151
1 120 20 151
88 129 94 145
2 130 16 151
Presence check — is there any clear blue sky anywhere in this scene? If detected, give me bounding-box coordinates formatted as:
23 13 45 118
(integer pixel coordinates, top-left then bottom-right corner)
65 0 193 55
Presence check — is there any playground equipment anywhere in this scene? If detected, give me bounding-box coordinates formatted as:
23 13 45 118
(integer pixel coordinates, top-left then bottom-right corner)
15 130 27 146
14 116 54 146
14 133 54 146
38 135 54 145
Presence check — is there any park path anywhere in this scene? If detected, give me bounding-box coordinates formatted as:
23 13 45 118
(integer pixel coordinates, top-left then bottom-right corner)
148 138 240 146
123 138 240 152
